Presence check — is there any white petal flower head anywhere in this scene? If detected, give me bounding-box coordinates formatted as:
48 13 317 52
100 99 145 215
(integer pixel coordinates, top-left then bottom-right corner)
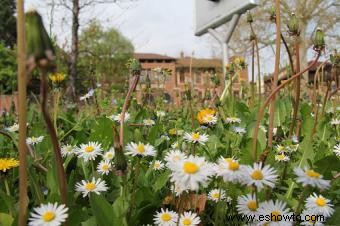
76 142 103 162
232 126 246 135
143 119 155 126
275 153 290 162
202 114 217 125
152 160 165 170
300 209 325 226
109 112 130 123
171 142 179 149
294 167 330 189
183 132 209 145
5 123 19 132
215 157 245 183
156 111 166 118
208 189 226 202
75 177 108 197
242 162 278 190
225 117 241 124
28 202 68 226
237 194 259 215
61 144 75 157
333 144 340 156
164 149 187 169
178 211 201 226
26 136 44 145
305 193 334 217
97 160 112 175
103 148 115 161
171 182 188 197
330 118 340 126
275 145 287 153
126 142 156 157
153 208 178 226
257 200 293 226
170 155 213 191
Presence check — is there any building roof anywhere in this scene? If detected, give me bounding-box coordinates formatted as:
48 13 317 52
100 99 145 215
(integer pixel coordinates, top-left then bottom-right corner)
176 57 222 68
133 53 176 61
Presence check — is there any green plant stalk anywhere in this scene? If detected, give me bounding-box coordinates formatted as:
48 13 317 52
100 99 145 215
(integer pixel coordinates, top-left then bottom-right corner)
53 89 60 129
295 186 310 216
268 0 282 148
16 0 28 225
40 71 67 204
289 36 301 137
251 53 321 161
251 39 255 106
250 23 261 104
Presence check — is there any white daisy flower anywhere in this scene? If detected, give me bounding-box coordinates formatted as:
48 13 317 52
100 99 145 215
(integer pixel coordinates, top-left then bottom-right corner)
143 119 155 126
171 182 188 197
275 145 287 153
169 155 213 191
156 111 166 118
208 189 226 202
171 142 180 149
183 132 209 145
153 208 178 226
75 177 108 197
161 135 170 141
125 142 156 157
61 144 75 157
330 118 340 126
103 148 115 161
215 157 244 183
275 153 290 162
79 89 95 101
241 162 278 190
76 142 103 162
152 160 165 170
225 117 241 124
164 149 187 169
257 200 293 225
305 193 334 217
5 123 19 132
232 126 246 135
237 194 259 215
300 209 325 226
108 112 130 123
28 202 68 226
291 135 299 144
333 144 340 156
202 114 217 125
178 211 201 226
97 160 112 175
294 167 330 189
26 136 44 145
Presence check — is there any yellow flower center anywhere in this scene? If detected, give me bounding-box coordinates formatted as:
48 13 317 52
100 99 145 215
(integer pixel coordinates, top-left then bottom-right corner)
276 154 285 160
183 219 192 225
247 201 257 211
85 182 96 191
106 153 113 159
251 170 263 180
42 211 56 222
169 129 177 135
161 213 171 222
315 197 326 206
85 146 94 153
271 211 281 221
136 144 145 153
102 165 109 171
183 161 199 174
224 158 233 164
228 161 240 171
308 215 317 223
212 193 220 199
154 163 161 168
191 133 200 140
306 170 320 179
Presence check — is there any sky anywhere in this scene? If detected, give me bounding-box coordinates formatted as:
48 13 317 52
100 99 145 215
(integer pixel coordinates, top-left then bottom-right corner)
25 0 214 58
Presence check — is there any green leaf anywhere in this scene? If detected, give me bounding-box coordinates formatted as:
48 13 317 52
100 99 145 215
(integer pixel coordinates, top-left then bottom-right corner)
314 155 340 179
89 194 115 226
0 213 13 226
153 171 170 191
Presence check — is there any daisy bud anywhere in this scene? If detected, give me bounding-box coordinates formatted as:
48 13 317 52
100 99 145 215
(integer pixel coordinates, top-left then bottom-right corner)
246 11 253 24
288 13 300 36
25 10 56 71
313 28 325 51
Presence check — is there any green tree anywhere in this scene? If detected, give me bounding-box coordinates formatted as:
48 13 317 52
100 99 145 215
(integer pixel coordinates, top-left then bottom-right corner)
0 42 17 94
0 0 17 47
78 21 134 91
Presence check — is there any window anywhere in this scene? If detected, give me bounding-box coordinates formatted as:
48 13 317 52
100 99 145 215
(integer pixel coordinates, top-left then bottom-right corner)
195 72 202 84
179 71 185 83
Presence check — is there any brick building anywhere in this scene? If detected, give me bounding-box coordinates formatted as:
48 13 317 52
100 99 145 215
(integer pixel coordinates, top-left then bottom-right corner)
133 53 248 105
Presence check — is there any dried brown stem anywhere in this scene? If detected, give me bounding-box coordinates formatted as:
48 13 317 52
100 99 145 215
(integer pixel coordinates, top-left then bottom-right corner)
251 52 321 161
40 71 67 204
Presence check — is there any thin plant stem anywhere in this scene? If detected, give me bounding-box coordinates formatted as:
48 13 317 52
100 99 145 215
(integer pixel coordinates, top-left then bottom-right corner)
251 53 321 160
40 71 67 204
295 186 310 216
268 0 282 148
251 39 255 106
16 0 28 224
250 23 261 104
